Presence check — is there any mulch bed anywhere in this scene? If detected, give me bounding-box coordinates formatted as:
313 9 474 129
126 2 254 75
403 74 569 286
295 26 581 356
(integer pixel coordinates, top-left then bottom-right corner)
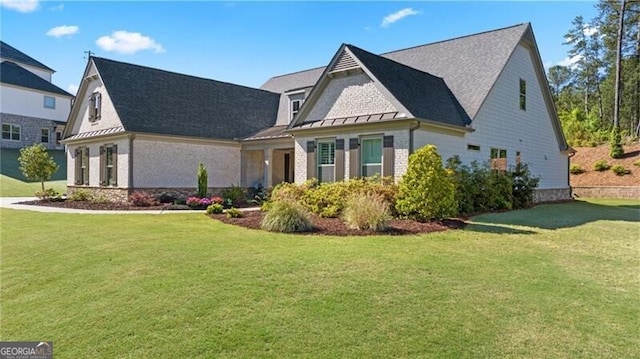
212 210 465 236
18 200 466 236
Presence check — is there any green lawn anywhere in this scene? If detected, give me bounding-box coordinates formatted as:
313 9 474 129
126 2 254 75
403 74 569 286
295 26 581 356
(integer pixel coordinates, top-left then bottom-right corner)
1 148 67 196
1 199 638 358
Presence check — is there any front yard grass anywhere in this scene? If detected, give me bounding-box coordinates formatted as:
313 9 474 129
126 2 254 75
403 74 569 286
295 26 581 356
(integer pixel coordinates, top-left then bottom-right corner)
1 199 638 358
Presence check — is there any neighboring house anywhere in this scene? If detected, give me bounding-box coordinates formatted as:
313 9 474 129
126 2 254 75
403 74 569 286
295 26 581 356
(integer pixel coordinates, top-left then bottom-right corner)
64 23 572 202
0 41 74 150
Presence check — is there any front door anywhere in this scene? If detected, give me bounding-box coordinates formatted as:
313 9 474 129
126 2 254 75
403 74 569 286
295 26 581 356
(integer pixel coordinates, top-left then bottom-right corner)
284 153 291 183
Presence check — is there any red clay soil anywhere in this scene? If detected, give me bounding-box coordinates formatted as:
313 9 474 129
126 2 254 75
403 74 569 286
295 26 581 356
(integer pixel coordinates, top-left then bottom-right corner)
570 143 640 186
212 210 465 236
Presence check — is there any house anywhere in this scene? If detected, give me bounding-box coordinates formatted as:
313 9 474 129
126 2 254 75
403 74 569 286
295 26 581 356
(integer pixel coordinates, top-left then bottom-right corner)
63 23 572 202
0 41 74 150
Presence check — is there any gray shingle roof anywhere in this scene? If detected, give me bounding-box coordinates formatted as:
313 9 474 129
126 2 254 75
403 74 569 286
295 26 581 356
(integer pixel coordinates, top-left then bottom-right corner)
261 23 529 121
92 57 280 140
0 41 54 72
0 61 72 97
346 45 471 127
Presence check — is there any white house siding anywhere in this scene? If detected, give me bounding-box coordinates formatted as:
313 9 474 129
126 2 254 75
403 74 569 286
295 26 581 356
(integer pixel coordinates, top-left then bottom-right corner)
66 137 130 188
0 85 71 122
241 150 264 187
305 73 397 122
132 138 241 188
72 75 123 135
464 44 568 189
412 127 470 165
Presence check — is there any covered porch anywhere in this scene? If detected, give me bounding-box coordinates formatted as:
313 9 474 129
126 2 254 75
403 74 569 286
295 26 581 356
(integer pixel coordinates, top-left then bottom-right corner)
241 126 295 189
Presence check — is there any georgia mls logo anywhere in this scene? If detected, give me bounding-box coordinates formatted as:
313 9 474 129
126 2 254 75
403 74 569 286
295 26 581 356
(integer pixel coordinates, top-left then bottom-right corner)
0 341 53 359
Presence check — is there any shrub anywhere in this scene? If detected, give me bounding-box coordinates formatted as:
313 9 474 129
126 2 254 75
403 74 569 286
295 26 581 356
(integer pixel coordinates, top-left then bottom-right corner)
129 191 159 207
634 160 640 167
593 159 611 171
396 145 456 221
211 196 224 205
155 192 178 204
226 207 243 218
197 162 208 198
508 163 539 209
342 193 390 231
69 189 93 202
570 164 585 174
35 188 59 200
222 184 247 206
270 182 307 203
186 197 212 208
611 165 631 176
261 200 312 233
206 203 224 214
609 128 624 159
91 194 109 204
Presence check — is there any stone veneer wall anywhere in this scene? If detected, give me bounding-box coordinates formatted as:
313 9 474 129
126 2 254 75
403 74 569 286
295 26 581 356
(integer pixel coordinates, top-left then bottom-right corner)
572 186 640 199
1 113 63 150
533 188 572 203
67 186 130 203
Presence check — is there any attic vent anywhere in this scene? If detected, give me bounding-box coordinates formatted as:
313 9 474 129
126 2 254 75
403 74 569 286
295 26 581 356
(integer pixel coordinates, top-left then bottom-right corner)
330 49 358 72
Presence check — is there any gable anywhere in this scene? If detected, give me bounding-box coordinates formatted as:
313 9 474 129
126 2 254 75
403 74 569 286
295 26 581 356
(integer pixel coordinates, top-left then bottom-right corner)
304 72 397 122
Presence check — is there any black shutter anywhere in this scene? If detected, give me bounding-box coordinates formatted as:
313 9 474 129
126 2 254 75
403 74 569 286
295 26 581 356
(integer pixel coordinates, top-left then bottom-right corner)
99 146 105 186
74 148 81 185
83 147 90 185
112 144 118 186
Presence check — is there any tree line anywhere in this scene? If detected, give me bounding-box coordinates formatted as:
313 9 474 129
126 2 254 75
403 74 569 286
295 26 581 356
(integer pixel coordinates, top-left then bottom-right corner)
548 0 639 154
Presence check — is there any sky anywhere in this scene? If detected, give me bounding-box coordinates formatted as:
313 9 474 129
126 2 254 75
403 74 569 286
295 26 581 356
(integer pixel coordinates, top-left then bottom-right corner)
0 1 599 96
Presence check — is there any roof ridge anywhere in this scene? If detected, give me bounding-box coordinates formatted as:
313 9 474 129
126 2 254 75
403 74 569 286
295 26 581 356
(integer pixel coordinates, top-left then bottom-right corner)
347 44 444 81
0 40 54 72
91 56 280 96
264 64 326 81
381 23 529 56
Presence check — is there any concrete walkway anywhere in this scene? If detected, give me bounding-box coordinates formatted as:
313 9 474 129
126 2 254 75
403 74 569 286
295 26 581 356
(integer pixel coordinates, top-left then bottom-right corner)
0 197 259 214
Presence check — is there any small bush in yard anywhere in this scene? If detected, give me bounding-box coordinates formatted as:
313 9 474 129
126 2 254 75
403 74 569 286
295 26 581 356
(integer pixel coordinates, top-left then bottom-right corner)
634 160 640 167
261 200 312 233
206 203 224 214
508 163 539 209
611 165 631 176
570 164 585 174
396 145 456 221
129 191 159 207
69 189 93 202
593 160 611 171
35 188 60 200
342 193 390 231
222 184 247 206
226 207 243 218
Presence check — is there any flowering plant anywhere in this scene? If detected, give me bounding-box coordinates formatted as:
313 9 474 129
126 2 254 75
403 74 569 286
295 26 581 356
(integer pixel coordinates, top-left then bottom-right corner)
211 196 224 204
186 197 213 207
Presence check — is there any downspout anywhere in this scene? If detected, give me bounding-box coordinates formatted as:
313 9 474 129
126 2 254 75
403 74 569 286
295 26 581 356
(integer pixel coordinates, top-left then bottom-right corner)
409 120 421 154
128 134 135 193
567 150 576 198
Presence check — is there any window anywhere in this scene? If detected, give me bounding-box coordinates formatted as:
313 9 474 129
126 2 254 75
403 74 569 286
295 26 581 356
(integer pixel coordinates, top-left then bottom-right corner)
44 96 56 109
467 144 481 151
2 124 20 141
317 140 335 183
361 137 382 177
516 151 521 166
291 99 302 120
56 131 62 145
100 144 117 186
89 92 102 122
490 148 507 171
75 147 89 185
41 128 49 143
519 79 526 111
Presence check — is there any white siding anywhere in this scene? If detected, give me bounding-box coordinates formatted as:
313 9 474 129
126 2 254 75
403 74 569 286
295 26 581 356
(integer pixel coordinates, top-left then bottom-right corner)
0 84 71 122
133 139 241 188
305 73 397 122
465 44 568 189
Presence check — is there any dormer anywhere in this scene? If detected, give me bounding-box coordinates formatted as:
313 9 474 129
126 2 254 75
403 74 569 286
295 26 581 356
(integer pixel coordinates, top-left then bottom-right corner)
285 88 308 122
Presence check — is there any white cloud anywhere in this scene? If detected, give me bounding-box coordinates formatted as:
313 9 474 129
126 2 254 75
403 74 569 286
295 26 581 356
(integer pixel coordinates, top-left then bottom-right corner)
67 84 78 95
49 3 63 11
0 0 39 13
558 54 583 68
46 25 79 38
381 8 420 28
96 31 165 54
583 25 598 37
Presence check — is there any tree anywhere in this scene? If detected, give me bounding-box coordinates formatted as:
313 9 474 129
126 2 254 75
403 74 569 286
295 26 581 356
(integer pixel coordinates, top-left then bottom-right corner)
395 145 456 221
18 143 59 192
197 162 208 198
610 0 627 158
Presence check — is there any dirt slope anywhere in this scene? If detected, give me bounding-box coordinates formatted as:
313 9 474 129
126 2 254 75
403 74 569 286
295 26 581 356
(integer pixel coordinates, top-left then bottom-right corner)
570 143 640 186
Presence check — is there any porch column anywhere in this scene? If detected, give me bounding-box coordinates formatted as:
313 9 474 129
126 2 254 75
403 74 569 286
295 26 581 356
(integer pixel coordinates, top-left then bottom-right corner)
264 148 273 188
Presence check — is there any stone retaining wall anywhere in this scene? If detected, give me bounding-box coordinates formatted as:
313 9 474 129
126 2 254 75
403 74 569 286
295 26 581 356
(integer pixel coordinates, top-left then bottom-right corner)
533 188 572 203
572 186 640 199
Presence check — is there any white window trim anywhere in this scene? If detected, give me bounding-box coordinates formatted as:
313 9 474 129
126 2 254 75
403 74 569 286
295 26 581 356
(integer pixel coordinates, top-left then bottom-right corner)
2 124 21 141
41 128 50 143
44 96 56 109
290 99 302 120
519 78 526 111
360 135 383 176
